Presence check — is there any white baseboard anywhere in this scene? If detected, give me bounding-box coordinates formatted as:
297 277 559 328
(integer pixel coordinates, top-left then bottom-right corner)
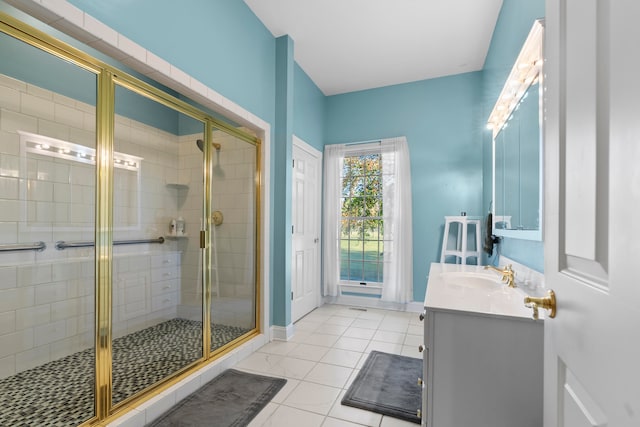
270 323 295 341
323 295 423 313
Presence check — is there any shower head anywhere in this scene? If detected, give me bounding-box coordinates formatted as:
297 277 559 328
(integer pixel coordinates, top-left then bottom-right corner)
196 139 221 152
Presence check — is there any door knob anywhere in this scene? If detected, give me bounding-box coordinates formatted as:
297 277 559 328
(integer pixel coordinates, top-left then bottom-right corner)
524 290 556 320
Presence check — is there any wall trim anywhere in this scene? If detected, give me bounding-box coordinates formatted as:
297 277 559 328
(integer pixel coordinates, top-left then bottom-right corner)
270 323 295 341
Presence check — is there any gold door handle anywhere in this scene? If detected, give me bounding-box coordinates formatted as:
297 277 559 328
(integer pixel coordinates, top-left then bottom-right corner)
524 290 556 320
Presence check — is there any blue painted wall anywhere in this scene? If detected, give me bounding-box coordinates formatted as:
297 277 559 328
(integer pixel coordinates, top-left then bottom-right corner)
67 0 276 125
293 63 325 151
5 0 544 316
272 35 294 327
325 72 484 301
481 0 545 272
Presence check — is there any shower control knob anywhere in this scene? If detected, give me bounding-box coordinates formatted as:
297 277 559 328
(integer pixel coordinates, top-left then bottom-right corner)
419 310 426 321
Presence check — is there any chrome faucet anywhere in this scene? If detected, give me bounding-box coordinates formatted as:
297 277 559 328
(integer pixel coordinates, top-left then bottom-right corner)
484 264 516 288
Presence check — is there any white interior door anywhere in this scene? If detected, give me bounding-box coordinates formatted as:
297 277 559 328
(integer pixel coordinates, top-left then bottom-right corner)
544 0 640 425
291 136 322 322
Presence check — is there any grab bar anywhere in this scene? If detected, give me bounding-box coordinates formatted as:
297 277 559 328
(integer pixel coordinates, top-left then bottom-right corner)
55 236 165 250
0 241 47 252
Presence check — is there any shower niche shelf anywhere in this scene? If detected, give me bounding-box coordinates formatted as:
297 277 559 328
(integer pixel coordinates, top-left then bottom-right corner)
165 182 189 190
164 234 189 239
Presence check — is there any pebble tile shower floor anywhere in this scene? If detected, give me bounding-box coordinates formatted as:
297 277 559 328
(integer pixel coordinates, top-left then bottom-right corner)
0 319 248 427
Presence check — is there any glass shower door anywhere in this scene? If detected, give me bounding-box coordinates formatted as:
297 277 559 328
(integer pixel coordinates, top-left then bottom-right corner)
209 128 258 351
110 83 205 406
0 31 98 426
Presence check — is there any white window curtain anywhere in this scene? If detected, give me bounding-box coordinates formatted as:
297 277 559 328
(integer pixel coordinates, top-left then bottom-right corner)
322 137 413 303
322 144 344 297
380 137 413 303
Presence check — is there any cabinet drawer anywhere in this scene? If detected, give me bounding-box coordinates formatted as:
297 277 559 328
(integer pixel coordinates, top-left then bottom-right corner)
151 266 178 282
151 278 179 297
151 253 180 269
152 291 178 311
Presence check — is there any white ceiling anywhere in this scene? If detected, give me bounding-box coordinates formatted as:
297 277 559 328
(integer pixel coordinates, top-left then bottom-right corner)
244 0 504 96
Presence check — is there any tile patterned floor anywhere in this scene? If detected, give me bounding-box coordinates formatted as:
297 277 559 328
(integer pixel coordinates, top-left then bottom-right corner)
0 320 248 427
235 304 423 427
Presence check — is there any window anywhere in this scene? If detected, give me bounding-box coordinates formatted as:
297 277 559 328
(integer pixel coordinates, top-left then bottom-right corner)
340 153 384 283
323 137 413 303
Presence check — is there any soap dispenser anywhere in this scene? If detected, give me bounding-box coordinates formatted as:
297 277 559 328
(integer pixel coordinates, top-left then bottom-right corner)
176 217 185 235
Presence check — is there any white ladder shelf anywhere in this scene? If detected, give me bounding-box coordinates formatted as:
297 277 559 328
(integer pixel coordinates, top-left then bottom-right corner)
440 215 482 265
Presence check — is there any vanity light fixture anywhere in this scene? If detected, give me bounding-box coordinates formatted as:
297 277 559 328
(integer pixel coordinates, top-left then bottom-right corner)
487 20 544 135
19 130 142 171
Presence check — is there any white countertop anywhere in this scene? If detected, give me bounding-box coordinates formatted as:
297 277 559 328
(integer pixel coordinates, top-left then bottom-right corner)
424 262 543 321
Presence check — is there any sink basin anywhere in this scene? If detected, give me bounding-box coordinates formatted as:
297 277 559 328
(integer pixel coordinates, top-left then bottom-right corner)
439 271 503 291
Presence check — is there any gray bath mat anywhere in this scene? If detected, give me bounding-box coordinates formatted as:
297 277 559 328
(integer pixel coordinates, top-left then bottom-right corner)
342 351 422 424
147 369 286 427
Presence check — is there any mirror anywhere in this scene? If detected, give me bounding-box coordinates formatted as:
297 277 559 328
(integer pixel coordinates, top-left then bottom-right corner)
488 19 544 241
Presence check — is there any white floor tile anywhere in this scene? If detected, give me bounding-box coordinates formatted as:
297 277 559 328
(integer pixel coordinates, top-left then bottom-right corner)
305 362 353 388
350 318 382 329
270 378 300 403
403 334 422 347
372 330 405 344
274 356 317 379
322 416 365 427
301 312 332 323
378 319 409 333
321 324 350 336
406 324 423 335
247 402 279 427
401 345 422 358
320 348 363 368
324 315 356 326
365 341 403 355
296 332 340 348
287 343 330 362
333 336 370 352
295 319 323 332
328 390 382 426
234 352 284 375
343 327 376 340
357 309 387 320
343 369 360 390
380 415 422 426
257 341 299 355
283 381 341 415
289 330 313 343
259 405 324 427
330 307 362 318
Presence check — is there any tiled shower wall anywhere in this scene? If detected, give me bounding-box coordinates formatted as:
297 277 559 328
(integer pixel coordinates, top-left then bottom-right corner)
0 72 256 379
0 73 187 379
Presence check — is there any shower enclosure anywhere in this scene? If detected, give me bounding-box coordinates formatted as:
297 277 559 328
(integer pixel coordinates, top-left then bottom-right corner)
0 10 260 427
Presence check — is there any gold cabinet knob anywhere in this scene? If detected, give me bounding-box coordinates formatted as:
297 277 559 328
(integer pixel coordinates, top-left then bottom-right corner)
524 290 556 320
417 377 423 386
418 345 425 353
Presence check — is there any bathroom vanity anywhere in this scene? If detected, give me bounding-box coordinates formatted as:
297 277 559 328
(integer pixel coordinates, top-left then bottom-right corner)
421 262 543 427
